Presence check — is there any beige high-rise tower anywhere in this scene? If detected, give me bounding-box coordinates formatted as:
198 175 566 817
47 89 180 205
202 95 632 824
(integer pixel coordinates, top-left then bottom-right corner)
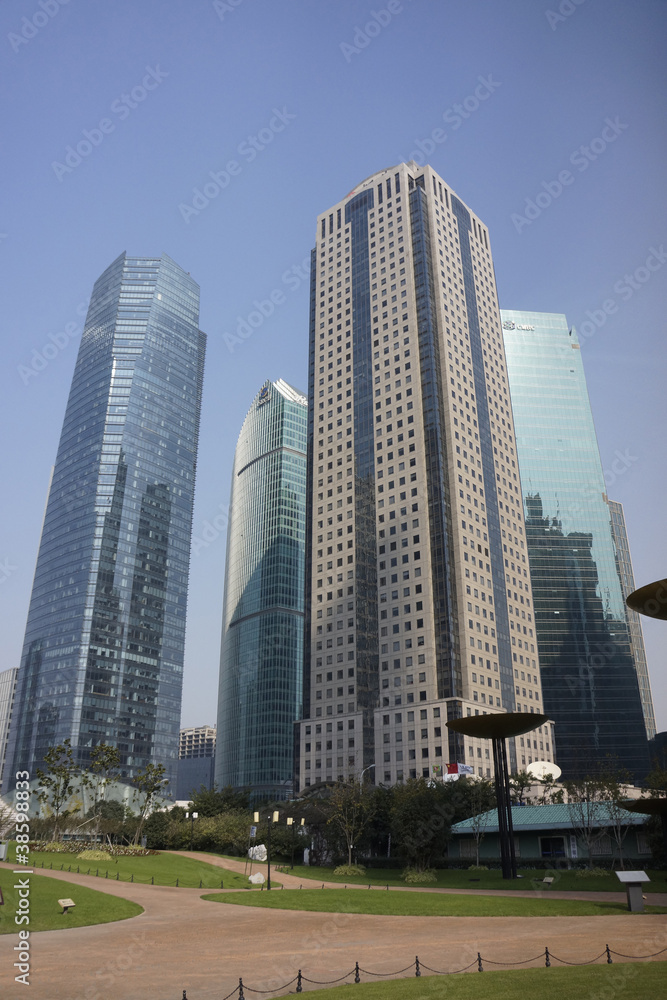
295 163 554 792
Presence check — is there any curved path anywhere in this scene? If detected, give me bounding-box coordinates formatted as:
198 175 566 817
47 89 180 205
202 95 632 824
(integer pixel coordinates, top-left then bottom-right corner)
1 856 666 1000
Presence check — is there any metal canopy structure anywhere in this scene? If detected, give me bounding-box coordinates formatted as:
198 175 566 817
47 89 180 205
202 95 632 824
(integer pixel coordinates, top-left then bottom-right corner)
626 579 667 620
447 712 551 879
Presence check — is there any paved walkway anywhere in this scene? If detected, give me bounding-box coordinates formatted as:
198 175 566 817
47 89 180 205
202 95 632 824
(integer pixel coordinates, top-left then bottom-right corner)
1 856 666 1000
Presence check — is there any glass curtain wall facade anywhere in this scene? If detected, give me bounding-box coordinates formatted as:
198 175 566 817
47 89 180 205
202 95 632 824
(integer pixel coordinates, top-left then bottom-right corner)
609 499 656 740
295 164 554 793
215 379 307 801
3 253 206 793
501 310 650 780
0 668 18 789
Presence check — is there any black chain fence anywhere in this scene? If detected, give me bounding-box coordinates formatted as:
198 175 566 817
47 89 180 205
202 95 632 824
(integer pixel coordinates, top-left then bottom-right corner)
34 859 225 888
173 943 667 998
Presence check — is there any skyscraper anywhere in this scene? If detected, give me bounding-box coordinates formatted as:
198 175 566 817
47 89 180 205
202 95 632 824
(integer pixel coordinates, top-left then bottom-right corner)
216 379 307 801
295 163 554 793
3 253 205 793
501 310 651 780
609 499 656 740
0 667 18 789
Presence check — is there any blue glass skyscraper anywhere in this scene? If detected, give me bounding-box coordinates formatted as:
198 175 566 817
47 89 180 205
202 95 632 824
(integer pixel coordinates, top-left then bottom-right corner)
215 379 307 800
502 310 651 780
3 253 206 793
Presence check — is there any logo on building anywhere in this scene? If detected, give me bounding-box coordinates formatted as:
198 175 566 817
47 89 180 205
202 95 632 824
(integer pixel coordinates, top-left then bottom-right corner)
503 320 535 331
258 385 271 405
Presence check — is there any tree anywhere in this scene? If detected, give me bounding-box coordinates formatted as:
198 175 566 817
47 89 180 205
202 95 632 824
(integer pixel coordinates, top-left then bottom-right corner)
390 777 454 870
467 778 495 865
81 743 121 839
327 779 375 865
35 739 79 842
509 771 533 806
564 777 607 867
188 783 250 817
132 763 169 845
597 763 633 870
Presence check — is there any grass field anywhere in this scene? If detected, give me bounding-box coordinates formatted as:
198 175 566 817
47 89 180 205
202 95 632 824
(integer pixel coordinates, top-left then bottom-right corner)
20 848 253 889
273 963 667 1000
0 873 142 933
201 886 667 917
283 863 667 894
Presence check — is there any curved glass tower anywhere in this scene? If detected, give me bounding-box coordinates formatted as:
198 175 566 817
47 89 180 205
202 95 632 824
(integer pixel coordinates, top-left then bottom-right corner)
215 379 307 800
3 253 205 793
502 310 650 780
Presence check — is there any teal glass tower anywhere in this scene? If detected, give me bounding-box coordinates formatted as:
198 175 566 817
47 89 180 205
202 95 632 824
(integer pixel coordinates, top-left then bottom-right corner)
501 310 651 780
215 379 307 800
3 253 206 793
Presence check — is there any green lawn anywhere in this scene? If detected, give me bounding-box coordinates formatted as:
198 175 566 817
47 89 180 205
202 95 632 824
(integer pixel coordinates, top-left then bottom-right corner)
286 863 667 895
0 873 142 933
273 963 667 1000
201 886 667 917
22 847 252 889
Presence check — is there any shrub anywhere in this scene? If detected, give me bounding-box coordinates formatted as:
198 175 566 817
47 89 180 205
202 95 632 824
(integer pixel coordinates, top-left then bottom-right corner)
468 864 489 871
76 849 113 862
29 841 157 857
333 864 366 877
575 866 609 878
402 867 437 883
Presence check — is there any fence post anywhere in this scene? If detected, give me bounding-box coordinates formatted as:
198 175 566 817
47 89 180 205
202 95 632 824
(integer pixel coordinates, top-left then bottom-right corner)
131 873 134 883
116 872 119 881
545 947 550 968
354 961 360 983
477 952 483 972
415 956 421 977
182 992 187 999
199 879 202 889
606 944 613 964
151 876 154 885
238 976 245 999
176 878 179 887
296 969 303 993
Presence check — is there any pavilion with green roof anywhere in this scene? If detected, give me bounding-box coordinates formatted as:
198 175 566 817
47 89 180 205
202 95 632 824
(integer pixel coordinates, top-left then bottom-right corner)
449 803 652 866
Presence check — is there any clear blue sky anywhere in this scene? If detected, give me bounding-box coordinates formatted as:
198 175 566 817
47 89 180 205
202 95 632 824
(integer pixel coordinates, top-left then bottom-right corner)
1 0 665 736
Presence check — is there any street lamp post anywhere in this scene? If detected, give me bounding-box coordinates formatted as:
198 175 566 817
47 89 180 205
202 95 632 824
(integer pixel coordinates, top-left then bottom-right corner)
359 763 376 787
287 816 305 869
266 810 279 890
185 811 198 851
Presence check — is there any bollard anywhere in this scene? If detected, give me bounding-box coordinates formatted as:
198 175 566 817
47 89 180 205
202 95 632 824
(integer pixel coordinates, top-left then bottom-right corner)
415 956 421 977
606 944 613 964
238 976 245 999
296 969 303 993
477 952 483 972
183 991 187 999
354 962 360 984
545 947 550 968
